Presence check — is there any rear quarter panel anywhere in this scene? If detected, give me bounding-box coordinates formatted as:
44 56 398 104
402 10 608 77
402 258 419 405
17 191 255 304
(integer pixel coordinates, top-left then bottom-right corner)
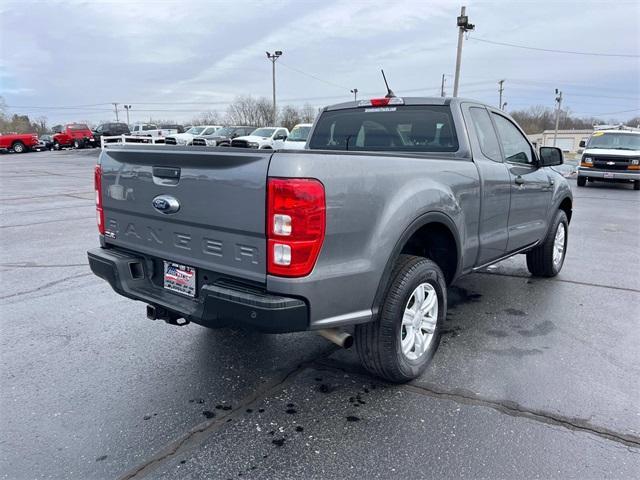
267 151 480 328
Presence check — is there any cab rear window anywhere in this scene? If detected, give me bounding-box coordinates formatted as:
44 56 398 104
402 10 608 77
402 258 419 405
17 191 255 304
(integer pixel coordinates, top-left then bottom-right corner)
308 105 458 152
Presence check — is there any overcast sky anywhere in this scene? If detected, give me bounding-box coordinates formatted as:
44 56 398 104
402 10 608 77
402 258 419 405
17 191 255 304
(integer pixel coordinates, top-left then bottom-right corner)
1 0 638 126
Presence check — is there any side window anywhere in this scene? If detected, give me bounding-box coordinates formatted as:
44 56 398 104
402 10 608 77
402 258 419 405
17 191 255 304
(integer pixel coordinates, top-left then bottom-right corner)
469 107 501 161
492 114 533 164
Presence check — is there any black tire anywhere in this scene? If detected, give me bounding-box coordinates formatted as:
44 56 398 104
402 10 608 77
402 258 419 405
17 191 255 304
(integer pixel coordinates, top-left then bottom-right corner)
355 255 446 383
577 176 586 187
526 210 568 277
12 141 26 153
634 181 640 191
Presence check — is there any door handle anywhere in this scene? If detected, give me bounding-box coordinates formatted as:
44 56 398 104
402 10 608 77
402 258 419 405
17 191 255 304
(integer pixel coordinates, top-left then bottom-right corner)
514 175 525 185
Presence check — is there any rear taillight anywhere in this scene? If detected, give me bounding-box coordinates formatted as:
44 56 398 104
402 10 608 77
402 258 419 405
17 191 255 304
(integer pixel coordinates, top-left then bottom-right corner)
267 178 325 277
94 165 105 235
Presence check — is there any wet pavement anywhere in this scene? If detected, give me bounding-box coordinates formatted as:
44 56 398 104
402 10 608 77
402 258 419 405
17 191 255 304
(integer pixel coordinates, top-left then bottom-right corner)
1 150 638 479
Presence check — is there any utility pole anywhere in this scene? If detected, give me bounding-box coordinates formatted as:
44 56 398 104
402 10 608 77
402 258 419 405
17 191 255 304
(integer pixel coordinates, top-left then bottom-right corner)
453 6 474 97
553 89 563 146
112 103 119 121
123 105 131 125
498 80 504 108
266 50 283 125
350 88 358 101
440 74 446 97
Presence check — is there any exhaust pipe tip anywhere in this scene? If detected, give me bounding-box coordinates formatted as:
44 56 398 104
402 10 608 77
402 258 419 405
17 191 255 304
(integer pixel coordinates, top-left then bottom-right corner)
317 328 353 349
146 304 158 320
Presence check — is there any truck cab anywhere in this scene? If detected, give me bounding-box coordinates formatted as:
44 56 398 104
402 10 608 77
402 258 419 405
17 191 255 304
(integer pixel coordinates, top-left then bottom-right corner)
577 127 640 190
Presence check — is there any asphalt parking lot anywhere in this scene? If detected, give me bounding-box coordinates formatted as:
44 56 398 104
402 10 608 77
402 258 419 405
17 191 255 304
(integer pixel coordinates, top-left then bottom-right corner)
1 149 639 479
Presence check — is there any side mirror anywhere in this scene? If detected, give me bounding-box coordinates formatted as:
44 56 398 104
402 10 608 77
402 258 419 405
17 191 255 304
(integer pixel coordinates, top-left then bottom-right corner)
539 146 563 167
579 140 586 148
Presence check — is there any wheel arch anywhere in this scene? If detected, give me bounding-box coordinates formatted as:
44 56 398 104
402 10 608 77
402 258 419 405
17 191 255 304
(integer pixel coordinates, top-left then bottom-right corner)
372 211 462 316
558 196 572 223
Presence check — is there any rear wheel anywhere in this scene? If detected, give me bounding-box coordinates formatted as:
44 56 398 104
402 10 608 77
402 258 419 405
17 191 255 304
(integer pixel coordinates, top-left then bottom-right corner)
526 210 568 277
12 141 26 153
577 176 586 187
355 255 446 383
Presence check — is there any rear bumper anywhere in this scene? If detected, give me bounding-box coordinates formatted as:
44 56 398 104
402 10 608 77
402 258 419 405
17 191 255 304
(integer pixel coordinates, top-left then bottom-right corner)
87 247 309 333
578 168 639 181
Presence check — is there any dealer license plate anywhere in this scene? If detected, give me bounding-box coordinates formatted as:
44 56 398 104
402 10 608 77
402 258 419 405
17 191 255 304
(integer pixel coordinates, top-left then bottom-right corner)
163 261 196 297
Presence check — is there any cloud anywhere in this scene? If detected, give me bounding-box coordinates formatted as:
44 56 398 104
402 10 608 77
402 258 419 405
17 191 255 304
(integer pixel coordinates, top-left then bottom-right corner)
0 0 637 124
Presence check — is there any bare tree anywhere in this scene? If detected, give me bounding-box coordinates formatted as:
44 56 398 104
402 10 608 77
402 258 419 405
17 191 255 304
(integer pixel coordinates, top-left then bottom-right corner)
300 104 318 123
279 105 301 130
191 110 222 126
510 105 600 134
256 97 274 126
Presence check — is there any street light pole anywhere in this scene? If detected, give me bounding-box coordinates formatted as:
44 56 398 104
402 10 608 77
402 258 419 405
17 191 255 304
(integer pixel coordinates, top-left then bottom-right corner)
124 105 131 125
440 74 446 97
498 79 504 108
553 89 563 147
266 51 283 125
453 6 474 97
350 88 358 101
112 103 119 122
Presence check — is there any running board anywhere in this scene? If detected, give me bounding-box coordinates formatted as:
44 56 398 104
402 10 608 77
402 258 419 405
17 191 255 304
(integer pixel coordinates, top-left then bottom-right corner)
472 241 539 272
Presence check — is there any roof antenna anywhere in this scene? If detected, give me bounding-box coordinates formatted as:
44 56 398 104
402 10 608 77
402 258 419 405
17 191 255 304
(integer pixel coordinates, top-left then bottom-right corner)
381 69 395 98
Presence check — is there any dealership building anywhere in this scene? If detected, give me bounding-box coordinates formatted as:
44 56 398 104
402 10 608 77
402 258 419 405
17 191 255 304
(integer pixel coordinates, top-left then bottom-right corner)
527 129 593 154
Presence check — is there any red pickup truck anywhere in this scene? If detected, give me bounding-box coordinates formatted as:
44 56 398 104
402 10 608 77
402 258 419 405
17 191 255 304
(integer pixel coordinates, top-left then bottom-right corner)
0 132 39 153
52 124 96 149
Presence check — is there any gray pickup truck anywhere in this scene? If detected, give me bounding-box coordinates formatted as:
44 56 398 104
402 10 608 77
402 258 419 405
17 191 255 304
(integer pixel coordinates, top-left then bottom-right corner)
88 97 572 382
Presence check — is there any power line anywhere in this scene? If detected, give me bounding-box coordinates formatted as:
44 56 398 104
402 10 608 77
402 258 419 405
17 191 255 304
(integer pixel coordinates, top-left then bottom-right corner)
468 37 640 58
572 108 640 117
278 62 350 91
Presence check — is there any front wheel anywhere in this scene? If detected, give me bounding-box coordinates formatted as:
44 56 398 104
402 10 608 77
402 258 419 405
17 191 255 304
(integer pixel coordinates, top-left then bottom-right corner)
355 255 446 383
12 141 26 153
526 210 568 277
577 176 586 187
634 181 640 191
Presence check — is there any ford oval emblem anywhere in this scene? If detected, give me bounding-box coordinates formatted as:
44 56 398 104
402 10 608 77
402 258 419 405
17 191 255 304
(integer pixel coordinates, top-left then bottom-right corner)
152 195 180 214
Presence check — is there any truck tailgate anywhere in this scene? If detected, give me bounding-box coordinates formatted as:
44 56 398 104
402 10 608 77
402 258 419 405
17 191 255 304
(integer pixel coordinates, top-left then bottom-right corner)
99 147 272 283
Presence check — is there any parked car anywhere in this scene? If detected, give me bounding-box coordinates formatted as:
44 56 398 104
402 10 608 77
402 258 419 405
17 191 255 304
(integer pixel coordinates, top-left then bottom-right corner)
52 124 96 149
35 134 54 151
192 126 255 146
93 123 131 145
88 96 572 383
577 127 640 190
160 124 186 134
282 123 312 149
165 125 222 145
230 127 289 149
130 124 178 140
0 132 39 153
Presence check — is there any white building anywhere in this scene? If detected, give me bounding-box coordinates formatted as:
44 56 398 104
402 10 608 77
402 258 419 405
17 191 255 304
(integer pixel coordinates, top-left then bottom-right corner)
527 129 593 154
